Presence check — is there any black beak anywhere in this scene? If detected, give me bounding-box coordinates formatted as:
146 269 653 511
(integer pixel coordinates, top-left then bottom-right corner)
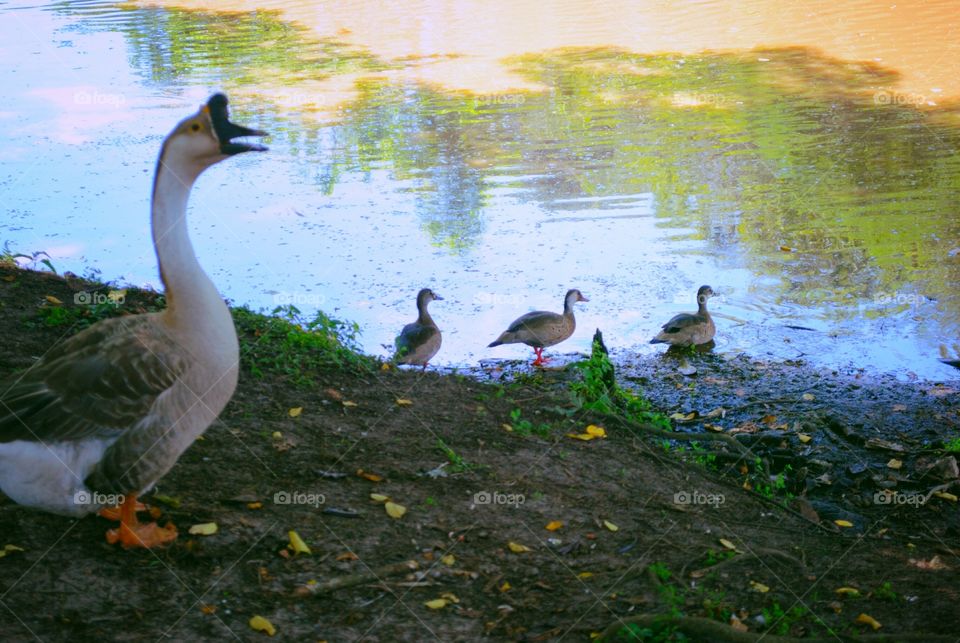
207 93 268 155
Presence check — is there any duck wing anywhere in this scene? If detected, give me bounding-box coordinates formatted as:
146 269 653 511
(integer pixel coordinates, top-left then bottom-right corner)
506 310 559 333
0 315 187 444
394 322 438 359
659 312 704 335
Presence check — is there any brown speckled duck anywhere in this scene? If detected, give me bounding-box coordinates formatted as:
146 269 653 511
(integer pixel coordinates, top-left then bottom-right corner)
650 285 716 347
0 94 266 548
488 289 588 366
394 288 443 369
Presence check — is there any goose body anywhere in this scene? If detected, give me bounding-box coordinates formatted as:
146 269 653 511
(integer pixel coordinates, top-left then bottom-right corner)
0 94 266 546
488 289 588 366
394 288 443 368
650 285 716 347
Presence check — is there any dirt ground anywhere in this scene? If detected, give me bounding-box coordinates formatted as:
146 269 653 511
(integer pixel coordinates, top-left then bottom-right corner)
1 266 958 642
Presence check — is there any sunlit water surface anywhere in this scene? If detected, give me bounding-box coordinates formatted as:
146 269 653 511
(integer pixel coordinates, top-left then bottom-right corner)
2 0 959 380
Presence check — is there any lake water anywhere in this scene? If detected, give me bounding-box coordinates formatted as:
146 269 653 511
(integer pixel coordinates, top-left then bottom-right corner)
2 0 959 380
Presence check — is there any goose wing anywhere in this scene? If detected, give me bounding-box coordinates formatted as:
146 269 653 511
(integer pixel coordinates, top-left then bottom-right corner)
0 315 187 444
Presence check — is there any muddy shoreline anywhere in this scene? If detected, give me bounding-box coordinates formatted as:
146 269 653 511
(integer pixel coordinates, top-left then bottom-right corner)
1 265 958 642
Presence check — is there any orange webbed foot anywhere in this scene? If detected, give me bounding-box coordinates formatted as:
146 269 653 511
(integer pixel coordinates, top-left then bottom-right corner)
106 521 178 549
98 501 147 521
103 493 178 549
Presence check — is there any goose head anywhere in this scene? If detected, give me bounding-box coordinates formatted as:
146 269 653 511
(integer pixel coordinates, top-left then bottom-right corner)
160 93 267 173
696 285 715 305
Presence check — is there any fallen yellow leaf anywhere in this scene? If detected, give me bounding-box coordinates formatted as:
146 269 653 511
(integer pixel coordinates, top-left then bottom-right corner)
499 581 511 592
603 520 619 532
271 431 282 440
670 411 698 422
188 522 218 536
45 295 63 305
396 398 414 406
749 580 770 593
566 433 596 441
501 423 514 432
342 400 358 407
247 502 263 510
545 520 563 531
385 501 407 519
424 598 448 610
855 613 882 630
798 433 812 443
357 469 384 482
577 571 594 579
288 530 311 554
440 592 459 603
249 615 276 636
380 363 391 371
585 425 606 438
719 538 737 551
834 520 854 528
440 554 455 566
933 491 958 502
508 541 532 553
801 393 815 401
835 587 861 597
0 544 25 558
288 407 303 418
886 459 902 470
370 493 390 502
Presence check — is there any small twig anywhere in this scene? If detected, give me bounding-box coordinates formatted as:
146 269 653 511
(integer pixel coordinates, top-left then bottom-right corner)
683 547 807 580
309 560 418 594
590 409 755 457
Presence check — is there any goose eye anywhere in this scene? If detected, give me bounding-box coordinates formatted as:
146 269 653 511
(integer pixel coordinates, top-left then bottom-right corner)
190 123 201 132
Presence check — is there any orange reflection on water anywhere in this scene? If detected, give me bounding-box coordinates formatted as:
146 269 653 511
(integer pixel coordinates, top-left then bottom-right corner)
145 0 960 99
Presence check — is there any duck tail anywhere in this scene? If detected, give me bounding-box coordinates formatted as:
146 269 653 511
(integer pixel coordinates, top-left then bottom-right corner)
649 337 666 344
488 340 503 347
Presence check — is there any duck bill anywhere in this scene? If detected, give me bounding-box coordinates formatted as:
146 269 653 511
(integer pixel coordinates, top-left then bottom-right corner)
578 295 590 302
206 93 268 155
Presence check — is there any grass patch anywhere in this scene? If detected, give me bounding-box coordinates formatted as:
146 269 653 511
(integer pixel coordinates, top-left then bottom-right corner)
233 304 371 384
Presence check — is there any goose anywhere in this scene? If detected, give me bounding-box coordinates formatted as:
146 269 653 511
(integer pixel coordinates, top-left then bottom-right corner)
488 289 588 366
0 94 266 548
650 285 716 347
394 288 443 369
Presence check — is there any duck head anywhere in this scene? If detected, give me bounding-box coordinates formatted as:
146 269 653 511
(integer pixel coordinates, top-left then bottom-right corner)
417 288 444 307
160 93 267 172
696 285 715 305
565 289 589 308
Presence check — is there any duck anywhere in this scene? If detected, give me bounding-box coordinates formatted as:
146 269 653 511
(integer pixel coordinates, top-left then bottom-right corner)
0 94 267 548
488 289 589 366
939 344 960 370
650 285 716 347
394 288 443 369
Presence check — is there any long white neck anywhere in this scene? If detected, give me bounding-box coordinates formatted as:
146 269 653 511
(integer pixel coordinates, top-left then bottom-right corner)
151 154 227 337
